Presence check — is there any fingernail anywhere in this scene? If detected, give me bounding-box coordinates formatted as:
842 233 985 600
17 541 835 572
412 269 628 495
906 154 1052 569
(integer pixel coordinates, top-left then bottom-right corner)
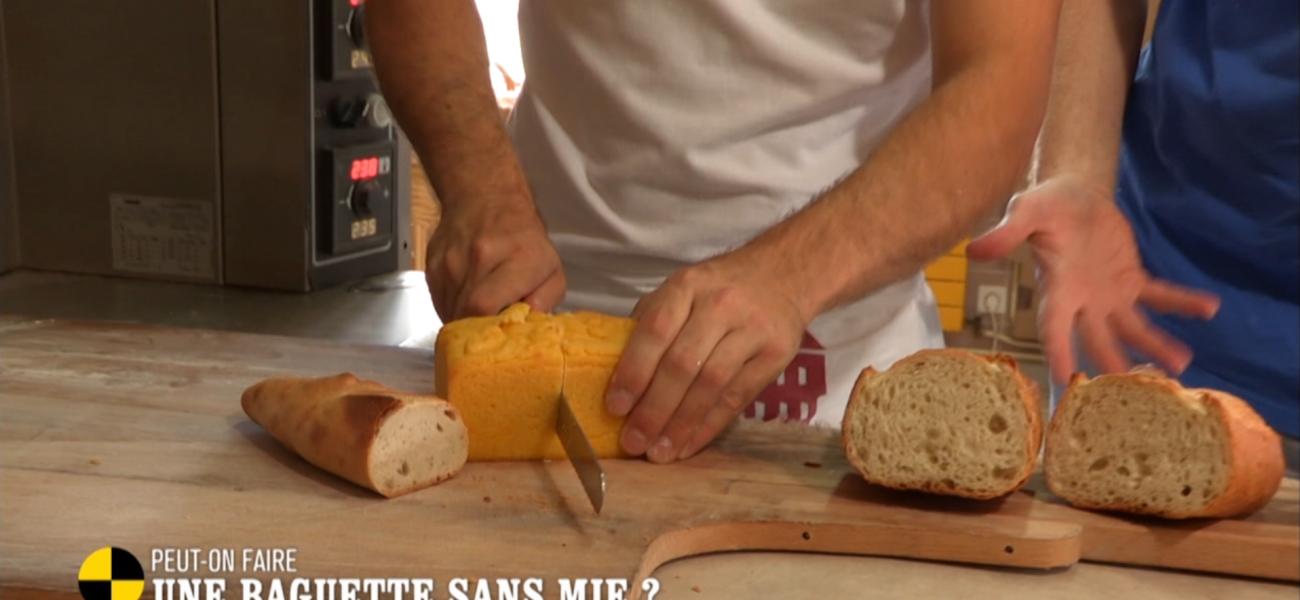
607 390 634 416
622 427 647 455
648 437 674 463
678 440 699 461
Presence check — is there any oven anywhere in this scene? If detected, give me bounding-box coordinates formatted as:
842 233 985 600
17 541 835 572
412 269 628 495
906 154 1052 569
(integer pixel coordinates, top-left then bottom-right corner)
1 0 409 290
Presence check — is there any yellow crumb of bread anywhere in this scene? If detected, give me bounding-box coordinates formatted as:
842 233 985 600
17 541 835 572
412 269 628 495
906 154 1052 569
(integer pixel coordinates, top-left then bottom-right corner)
435 303 635 461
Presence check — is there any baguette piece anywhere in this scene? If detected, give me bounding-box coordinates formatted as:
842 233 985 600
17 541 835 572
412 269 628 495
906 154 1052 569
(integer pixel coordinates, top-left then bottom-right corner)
1045 371 1283 519
241 373 468 498
435 303 635 460
842 349 1042 500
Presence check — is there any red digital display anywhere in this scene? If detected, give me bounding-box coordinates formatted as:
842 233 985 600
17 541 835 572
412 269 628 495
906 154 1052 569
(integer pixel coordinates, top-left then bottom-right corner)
349 156 380 181
349 0 365 6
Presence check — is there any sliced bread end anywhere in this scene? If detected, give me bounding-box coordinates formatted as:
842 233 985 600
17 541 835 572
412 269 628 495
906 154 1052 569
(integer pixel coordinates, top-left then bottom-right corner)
841 349 1042 500
1045 372 1283 519
368 398 469 498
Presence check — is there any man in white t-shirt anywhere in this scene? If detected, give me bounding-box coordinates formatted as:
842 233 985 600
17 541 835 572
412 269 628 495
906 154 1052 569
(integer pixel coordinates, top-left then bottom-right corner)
368 1 1061 463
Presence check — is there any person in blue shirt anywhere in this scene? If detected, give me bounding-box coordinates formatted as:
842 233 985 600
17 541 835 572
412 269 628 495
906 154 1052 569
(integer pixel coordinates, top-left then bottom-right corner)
968 0 1298 471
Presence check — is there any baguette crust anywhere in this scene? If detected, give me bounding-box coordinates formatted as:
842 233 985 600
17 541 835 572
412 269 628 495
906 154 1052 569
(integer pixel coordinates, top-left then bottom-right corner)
1045 372 1283 519
1199 388 1286 516
242 373 468 498
842 349 1043 500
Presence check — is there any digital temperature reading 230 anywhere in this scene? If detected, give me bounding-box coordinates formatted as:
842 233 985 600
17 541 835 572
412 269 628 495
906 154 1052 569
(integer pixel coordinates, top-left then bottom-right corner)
349 156 381 181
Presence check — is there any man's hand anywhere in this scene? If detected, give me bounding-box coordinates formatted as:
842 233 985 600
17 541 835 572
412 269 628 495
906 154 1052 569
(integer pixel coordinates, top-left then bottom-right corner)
605 254 808 464
366 0 562 320
426 197 565 321
967 176 1220 383
595 0 1061 464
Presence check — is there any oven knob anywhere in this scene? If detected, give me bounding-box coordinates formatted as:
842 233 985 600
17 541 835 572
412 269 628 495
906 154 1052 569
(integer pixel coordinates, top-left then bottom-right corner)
330 96 366 127
363 93 392 128
330 94 391 129
349 180 381 215
347 5 366 48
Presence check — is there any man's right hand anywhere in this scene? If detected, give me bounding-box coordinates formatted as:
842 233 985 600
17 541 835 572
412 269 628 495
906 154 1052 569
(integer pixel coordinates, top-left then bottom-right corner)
967 175 1220 383
365 0 563 321
426 195 566 322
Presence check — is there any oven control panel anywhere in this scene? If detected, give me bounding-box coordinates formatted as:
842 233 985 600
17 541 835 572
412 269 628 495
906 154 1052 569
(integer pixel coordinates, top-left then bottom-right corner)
322 144 394 255
314 0 397 262
324 0 373 79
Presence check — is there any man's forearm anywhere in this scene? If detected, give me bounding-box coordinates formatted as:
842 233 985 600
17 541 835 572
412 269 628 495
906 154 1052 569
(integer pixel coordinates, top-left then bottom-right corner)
366 0 530 208
1037 0 1148 185
735 50 1055 320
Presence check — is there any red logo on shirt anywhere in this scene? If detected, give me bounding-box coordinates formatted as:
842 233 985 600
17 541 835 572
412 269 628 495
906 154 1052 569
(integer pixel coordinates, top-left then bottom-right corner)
744 332 826 423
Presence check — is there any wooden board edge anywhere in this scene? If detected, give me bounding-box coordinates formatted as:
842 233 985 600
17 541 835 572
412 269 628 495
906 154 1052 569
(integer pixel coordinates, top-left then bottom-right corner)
1026 487 1300 581
1078 529 1300 582
628 518 1083 600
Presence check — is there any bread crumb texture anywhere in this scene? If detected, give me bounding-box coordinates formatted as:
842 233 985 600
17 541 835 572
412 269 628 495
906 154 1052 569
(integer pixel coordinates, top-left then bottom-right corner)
843 349 1039 499
1046 372 1282 518
435 303 635 460
368 395 469 497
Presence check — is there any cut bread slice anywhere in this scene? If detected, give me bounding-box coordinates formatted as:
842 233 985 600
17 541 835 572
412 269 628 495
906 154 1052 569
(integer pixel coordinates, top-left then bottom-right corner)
842 349 1042 500
1045 371 1283 519
241 373 468 498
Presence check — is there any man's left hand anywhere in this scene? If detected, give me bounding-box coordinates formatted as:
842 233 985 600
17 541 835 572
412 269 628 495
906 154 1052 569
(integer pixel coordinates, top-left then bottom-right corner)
605 254 808 463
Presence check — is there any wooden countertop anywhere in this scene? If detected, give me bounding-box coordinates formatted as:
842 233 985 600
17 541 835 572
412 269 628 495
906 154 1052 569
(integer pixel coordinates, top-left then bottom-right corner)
1 315 1294 599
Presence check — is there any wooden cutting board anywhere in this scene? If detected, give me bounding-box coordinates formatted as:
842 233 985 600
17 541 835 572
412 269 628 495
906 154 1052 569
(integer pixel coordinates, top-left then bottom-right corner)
0 317 1294 600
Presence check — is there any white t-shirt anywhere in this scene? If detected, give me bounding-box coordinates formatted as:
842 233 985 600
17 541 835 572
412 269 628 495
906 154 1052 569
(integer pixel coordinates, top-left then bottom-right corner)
508 0 943 426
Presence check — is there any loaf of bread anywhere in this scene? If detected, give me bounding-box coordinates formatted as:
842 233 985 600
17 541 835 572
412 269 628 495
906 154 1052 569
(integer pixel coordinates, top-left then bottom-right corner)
842 349 1042 500
241 373 468 498
1045 371 1284 519
435 303 634 461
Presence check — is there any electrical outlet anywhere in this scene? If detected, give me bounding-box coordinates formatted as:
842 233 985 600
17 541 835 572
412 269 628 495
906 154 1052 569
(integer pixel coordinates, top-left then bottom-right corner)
977 285 1008 316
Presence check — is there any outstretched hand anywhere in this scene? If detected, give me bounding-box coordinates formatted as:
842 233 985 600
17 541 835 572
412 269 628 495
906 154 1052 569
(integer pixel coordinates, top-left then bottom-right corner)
967 176 1219 383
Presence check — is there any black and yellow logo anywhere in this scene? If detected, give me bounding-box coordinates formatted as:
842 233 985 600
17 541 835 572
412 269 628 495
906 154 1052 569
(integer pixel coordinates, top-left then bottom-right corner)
78 547 144 600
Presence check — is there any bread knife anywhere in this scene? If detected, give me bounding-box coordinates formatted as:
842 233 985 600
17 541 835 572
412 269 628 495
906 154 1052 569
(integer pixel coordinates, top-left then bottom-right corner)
556 390 607 514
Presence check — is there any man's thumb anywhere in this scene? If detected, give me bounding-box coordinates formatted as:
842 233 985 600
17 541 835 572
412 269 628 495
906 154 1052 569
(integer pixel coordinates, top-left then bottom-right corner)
967 207 1033 261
